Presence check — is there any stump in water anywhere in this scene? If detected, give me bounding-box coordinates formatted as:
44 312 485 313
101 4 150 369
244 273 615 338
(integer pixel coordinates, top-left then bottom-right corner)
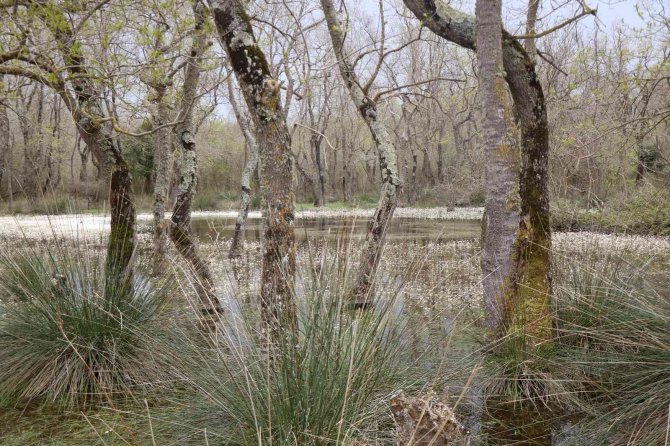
390 392 470 445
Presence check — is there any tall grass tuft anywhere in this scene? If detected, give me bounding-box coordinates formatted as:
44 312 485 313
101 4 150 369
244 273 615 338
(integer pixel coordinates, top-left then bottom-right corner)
0 239 174 408
179 247 426 445
554 242 670 445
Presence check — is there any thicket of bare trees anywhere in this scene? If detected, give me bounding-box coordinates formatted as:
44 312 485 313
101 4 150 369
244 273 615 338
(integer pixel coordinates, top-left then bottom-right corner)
0 0 666 330
0 0 666 338
2 0 667 214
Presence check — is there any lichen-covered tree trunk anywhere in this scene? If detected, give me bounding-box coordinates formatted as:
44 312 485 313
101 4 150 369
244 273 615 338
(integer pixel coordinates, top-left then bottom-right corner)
320 0 403 307
212 0 297 335
404 1 554 443
105 157 136 287
476 0 521 335
228 79 259 259
169 1 223 324
35 6 137 282
402 0 553 347
151 85 171 276
502 35 553 349
71 101 136 287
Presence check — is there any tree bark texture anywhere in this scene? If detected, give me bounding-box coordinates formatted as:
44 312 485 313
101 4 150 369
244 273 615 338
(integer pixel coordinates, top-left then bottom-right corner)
212 0 297 335
403 0 553 346
151 84 171 276
170 1 223 324
476 0 521 335
320 0 403 307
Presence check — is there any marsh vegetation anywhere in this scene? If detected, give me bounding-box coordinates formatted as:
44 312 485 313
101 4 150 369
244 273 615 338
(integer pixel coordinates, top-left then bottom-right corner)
1 0 668 444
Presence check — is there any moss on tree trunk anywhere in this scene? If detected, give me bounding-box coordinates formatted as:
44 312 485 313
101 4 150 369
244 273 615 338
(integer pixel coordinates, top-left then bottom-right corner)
212 0 297 336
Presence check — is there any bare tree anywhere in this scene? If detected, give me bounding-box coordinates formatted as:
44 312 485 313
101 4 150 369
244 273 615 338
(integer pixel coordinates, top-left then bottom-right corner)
0 2 137 281
211 0 297 335
403 0 554 345
319 0 403 307
169 0 224 326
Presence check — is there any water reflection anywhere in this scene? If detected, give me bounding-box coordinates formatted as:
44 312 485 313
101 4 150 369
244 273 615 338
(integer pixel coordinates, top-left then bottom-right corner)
190 216 481 244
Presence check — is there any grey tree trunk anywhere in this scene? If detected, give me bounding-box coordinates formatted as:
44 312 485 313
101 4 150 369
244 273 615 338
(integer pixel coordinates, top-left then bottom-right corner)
320 0 403 307
312 135 327 207
422 148 435 186
476 0 520 334
404 1 554 443
525 0 540 59
409 151 418 205
151 84 171 276
212 0 297 336
169 1 223 326
43 96 61 193
437 127 446 183
228 79 259 259
0 82 9 203
402 0 553 347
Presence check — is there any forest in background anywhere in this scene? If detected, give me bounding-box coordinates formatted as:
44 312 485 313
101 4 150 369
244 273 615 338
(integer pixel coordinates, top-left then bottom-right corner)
1 0 668 215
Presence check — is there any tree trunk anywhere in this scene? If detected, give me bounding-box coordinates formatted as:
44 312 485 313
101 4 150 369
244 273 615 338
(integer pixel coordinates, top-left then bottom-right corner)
78 138 89 185
341 132 352 202
524 0 540 59
422 148 435 186
228 79 260 259
320 0 403 307
0 83 9 203
409 150 418 205
43 97 61 193
404 2 554 443
476 0 520 334
331 141 339 194
41 5 137 279
151 85 171 276
212 0 297 336
18 87 41 198
403 0 553 348
437 127 446 183
170 1 223 326
312 135 327 207
0 4 135 264
105 158 136 288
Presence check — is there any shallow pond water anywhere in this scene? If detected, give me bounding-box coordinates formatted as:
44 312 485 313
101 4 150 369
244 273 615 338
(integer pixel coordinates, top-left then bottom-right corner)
1 211 668 445
189 216 482 244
